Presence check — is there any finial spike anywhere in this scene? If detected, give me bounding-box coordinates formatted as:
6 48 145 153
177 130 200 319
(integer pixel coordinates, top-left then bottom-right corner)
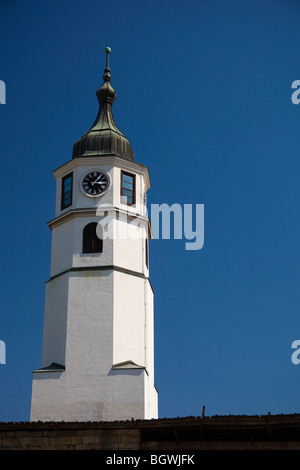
105 46 111 69
103 46 112 82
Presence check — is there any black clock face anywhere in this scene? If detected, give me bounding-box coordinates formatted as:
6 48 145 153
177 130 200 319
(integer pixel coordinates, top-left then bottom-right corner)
82 171 109 196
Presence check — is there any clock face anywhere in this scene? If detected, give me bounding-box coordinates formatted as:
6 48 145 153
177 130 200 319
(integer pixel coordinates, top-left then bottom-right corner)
81 171 109 197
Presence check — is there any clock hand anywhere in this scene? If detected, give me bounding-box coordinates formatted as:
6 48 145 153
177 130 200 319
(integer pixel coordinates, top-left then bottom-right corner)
91 175 102 186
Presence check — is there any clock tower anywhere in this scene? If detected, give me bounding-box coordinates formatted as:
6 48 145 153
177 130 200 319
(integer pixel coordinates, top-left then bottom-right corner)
30 49 158 422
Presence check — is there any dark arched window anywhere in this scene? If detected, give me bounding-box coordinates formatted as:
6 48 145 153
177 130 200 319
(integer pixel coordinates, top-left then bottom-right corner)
82 222 103 254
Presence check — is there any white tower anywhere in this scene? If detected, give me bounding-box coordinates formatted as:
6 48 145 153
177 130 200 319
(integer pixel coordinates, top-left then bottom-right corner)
30 49 158 422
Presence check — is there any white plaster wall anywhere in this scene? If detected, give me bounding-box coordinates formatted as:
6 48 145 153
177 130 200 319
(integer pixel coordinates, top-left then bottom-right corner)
49 219 75 277
113 217 146 274
31 369 146 422
145 280 155 379
65 270 114 374
143 280 157 420
113 271 146 367
41 275 69 367
144 372 158 420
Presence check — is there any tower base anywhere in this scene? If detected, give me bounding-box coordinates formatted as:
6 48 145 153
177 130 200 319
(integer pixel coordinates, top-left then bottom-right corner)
30 365 158 422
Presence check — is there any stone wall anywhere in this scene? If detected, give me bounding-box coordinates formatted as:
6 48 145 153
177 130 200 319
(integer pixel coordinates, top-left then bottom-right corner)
1 414 300 450
0 426 140 450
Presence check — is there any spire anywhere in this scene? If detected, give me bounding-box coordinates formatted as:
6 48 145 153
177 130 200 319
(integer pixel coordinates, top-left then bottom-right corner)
103 46 112 82
72 47 134 161
95 46 116 106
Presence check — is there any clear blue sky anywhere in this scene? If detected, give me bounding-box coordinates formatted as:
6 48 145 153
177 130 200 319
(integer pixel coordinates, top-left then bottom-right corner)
1 0 300 421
